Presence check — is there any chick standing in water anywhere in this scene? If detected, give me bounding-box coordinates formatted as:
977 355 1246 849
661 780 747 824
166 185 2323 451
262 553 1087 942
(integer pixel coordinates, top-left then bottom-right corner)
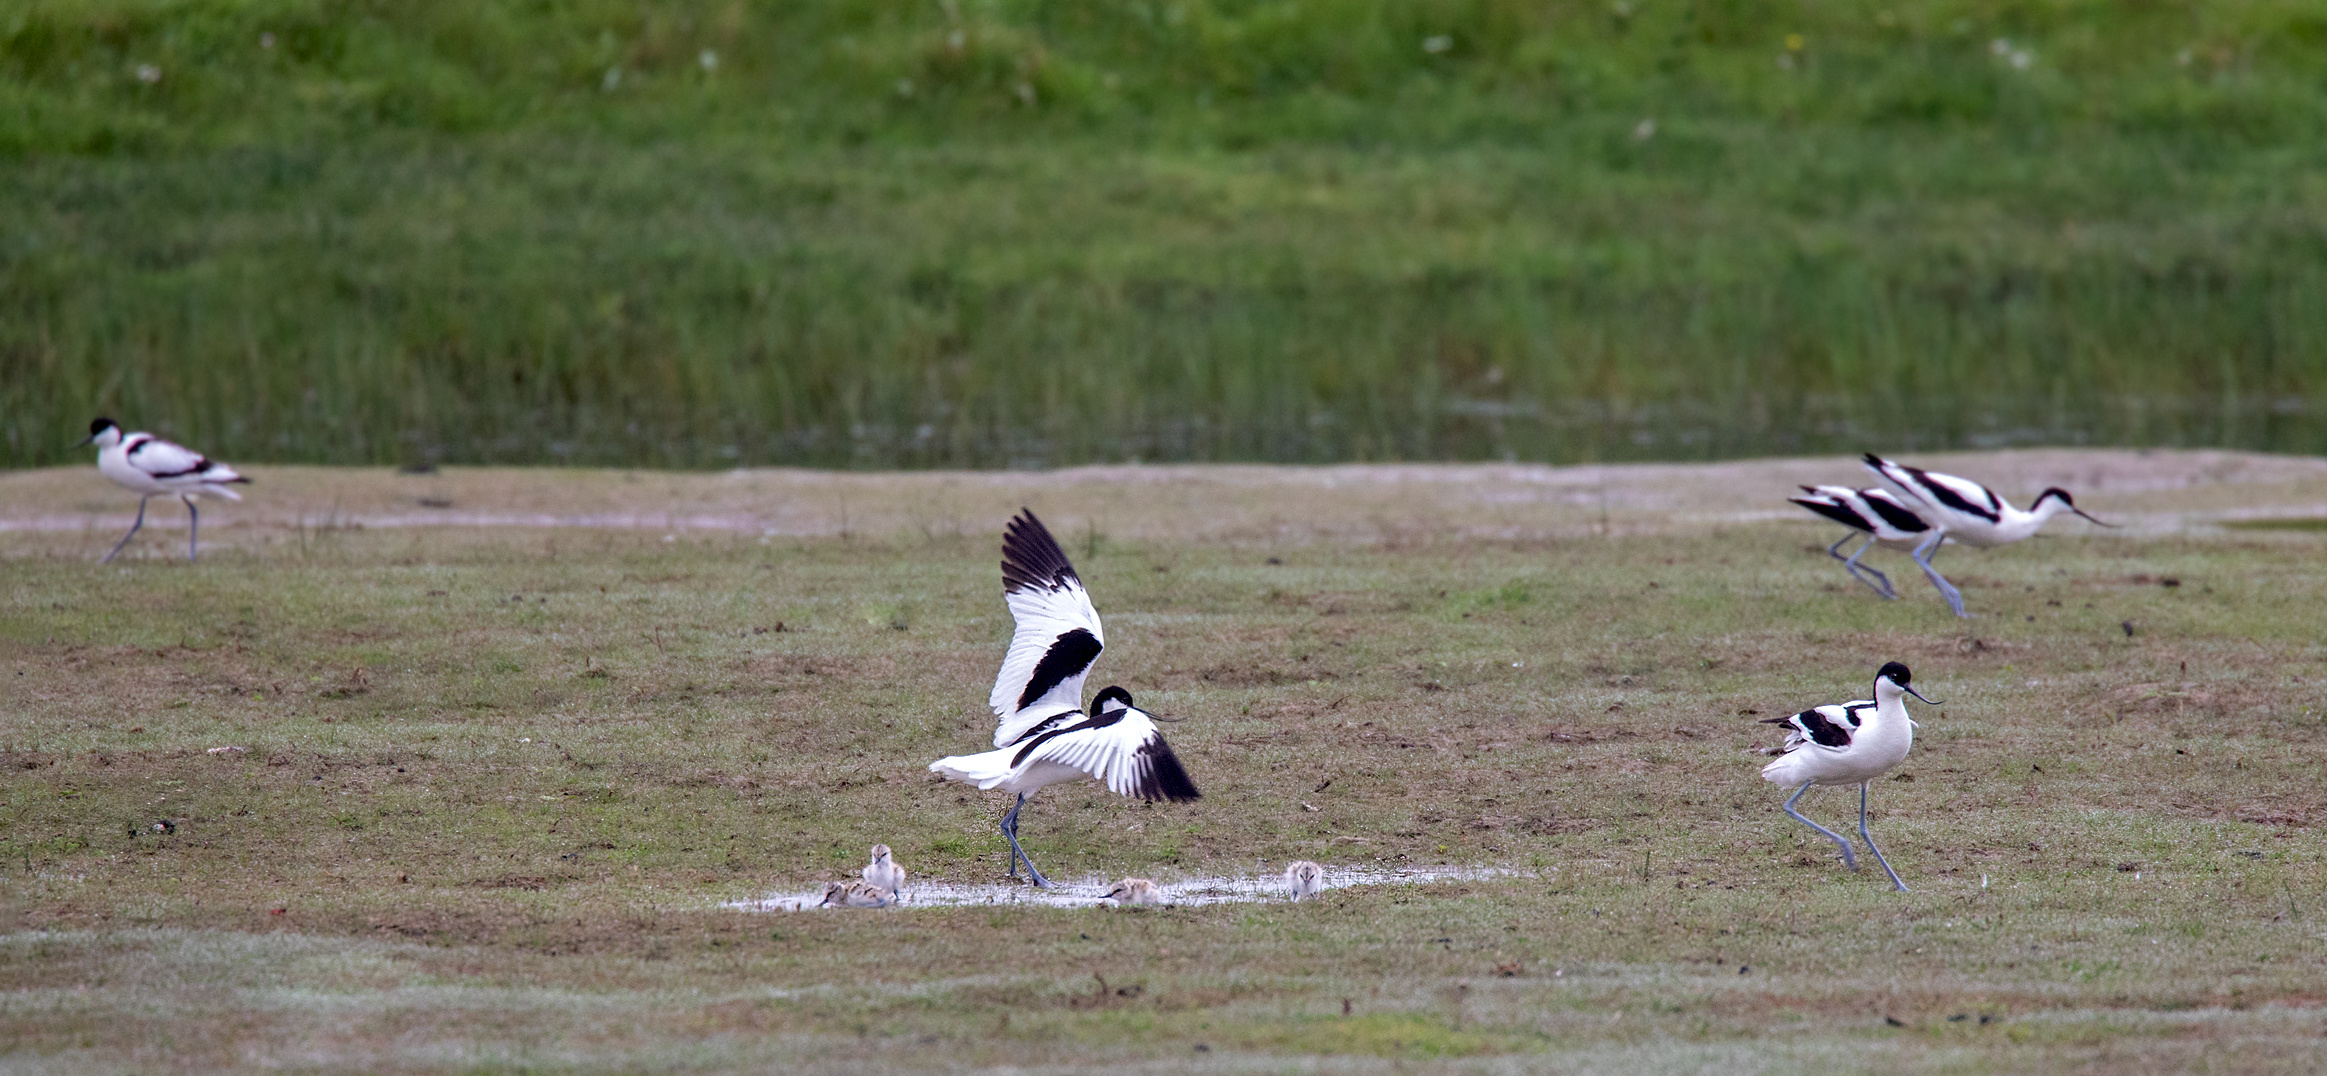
1283 861 1325 902
862 844 906 902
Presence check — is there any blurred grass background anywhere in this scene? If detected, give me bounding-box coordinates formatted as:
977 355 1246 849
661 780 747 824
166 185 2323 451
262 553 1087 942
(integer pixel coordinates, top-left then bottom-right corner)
3 0 2324 468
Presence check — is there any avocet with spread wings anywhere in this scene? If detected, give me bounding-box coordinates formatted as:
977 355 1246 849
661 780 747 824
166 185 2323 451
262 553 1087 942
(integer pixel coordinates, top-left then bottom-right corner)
928 509 1201 888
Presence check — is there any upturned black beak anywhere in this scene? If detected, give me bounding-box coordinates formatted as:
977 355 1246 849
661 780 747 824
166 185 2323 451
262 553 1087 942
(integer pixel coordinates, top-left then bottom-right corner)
1147 711 1185 723
76 433 97 446
2073 507 2116 527
1905 684 1942 706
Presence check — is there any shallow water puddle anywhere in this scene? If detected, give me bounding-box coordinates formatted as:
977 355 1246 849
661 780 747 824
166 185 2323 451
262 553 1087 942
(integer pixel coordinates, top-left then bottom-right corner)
729 865 1524 912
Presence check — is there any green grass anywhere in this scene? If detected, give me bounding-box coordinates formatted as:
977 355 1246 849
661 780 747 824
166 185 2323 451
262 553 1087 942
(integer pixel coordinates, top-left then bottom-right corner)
4 461 2327 1071
5 1 2327 468
2226 517 2327 531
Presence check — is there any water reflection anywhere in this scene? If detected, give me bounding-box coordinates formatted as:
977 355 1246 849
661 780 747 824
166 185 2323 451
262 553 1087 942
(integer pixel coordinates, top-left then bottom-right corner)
385 392 2322 470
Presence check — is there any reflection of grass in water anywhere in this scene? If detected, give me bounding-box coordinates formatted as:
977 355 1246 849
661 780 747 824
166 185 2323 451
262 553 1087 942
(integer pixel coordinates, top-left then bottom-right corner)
5 2 2327 466
2224 518 2327 532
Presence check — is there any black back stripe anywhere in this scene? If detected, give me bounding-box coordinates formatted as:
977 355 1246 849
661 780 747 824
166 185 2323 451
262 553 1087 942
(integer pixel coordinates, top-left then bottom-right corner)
124 436 220 479
1001 510 1081 594
1791 497 1872 532
1792 708 1853 747
1907 466 2000 522
1016 628 1102 712
1011 707 1125 768
1862 495 1930 533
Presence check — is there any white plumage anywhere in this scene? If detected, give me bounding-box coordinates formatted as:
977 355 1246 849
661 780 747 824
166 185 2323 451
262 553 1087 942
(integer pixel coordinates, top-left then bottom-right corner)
1862 454 2112 617
1787 484 1936 600
928 510 1200 889
1284 861 1325 902
1759 661 1938 892
1104 878 1165 906
862 844 905 901
83 417 250 563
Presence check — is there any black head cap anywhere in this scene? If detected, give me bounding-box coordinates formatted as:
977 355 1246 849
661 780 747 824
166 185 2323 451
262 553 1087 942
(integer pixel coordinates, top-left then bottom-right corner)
2033 487 2073 507
1092 685 1134 713
90 417 119 436
1876 661 1912 685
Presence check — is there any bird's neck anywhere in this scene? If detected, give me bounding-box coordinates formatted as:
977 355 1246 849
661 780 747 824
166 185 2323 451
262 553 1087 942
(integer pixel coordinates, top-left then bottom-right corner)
1988 501 2057 541
1868 690 1914 732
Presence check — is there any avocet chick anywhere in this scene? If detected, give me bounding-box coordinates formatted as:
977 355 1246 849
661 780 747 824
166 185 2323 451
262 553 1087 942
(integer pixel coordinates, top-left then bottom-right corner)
862 844 906 901
1104 878 1165 906
820 880 890 908
1284 860 1325 902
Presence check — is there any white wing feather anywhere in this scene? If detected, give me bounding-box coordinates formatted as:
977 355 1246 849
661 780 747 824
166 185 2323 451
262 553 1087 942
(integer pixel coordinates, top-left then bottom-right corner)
1014 710 1159 798
989 511 1106 748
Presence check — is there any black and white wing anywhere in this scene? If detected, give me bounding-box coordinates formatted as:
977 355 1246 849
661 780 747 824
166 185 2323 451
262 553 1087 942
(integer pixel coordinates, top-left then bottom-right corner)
1857 488 1933 538
1790 485 1877 534
1864 454 2003 523
125 434 243 485
1760 701 1872 756
990 510 1106 747
1006 706 1201 802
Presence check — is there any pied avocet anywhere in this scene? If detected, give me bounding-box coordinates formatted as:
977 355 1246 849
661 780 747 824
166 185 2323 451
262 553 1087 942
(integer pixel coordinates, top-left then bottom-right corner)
1284 860 1325 902
1863 454 2113 617
1104 878 1165 906
862 844 905 901
1788 485 1935 600
821 880 891 908
928 510 1201 888
82 418 250 563
1760 661 1939 892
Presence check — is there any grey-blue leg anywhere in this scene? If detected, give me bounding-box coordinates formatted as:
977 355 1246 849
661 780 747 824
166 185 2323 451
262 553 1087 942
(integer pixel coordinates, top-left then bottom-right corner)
1908 529 1967 618
102 495 151 564
1858 782 1909 892
999 793 1053 889
185 497 200 562
1781 784 1857 870
1830 532 1896 599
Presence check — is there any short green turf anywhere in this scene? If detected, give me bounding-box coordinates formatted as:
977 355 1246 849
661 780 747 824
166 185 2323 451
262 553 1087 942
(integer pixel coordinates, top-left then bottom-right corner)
4 472 2324 1072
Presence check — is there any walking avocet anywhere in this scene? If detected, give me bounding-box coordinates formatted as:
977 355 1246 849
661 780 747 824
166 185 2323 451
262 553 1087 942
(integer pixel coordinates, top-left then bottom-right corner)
1788 485 1935 599
821 880 891 908
1284 860 1325 902
82 418 250 563
928 510 1201 888
862 844 905 901
1863 454 2113 618
1760 661 1939 892
1105 878 1165 906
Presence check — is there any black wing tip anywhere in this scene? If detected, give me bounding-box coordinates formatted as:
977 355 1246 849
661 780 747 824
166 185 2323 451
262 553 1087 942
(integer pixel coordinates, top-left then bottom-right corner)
1001 508 1080 593
1136 736 1202 803
1863 452 1886 466
1793 499 1866 530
